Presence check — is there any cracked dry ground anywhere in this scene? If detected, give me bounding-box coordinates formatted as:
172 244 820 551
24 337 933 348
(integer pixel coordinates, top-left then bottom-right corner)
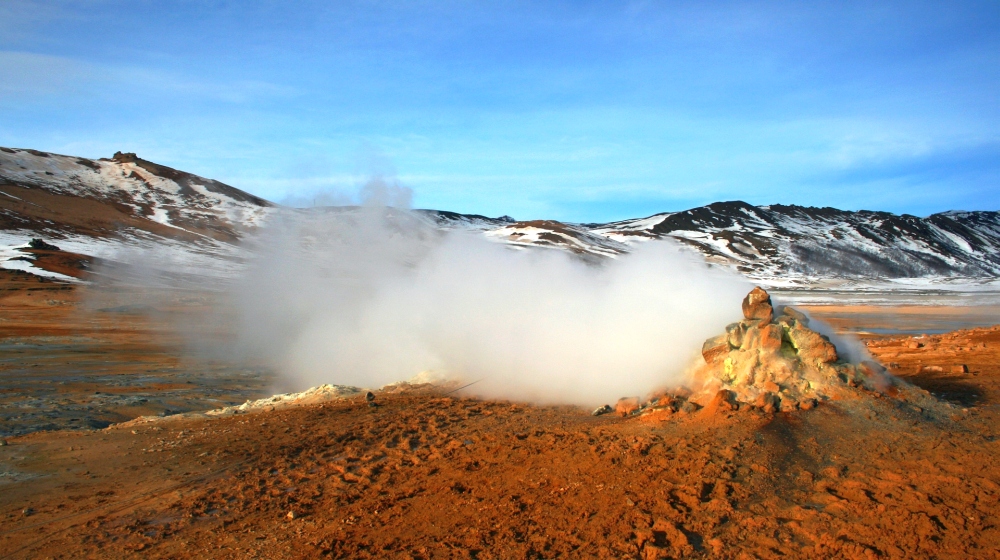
1 328 999 559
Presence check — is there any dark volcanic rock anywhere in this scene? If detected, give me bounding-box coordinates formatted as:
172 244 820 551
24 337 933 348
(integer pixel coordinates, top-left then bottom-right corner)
28 238 60 251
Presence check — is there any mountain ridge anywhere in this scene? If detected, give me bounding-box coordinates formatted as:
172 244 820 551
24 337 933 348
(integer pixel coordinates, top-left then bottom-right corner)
1 146 998 285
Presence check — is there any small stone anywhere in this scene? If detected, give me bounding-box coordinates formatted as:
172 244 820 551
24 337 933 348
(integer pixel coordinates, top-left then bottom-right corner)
706 389 737 414
754 392 780 414
0 439 7 446
950 364 969 374
762 381 780 393
779 397 799 412
799 398 818 410
286 510 298 520
22 507 33 517
592 404 613 416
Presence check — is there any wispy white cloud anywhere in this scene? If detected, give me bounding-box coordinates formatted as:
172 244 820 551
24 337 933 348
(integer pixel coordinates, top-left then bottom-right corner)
0 51 98 96
0 50 297 103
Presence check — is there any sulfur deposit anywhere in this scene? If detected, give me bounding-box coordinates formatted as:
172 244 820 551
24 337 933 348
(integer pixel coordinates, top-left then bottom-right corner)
688 287 889 412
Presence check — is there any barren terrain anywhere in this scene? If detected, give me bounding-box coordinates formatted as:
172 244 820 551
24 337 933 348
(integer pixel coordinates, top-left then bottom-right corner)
1 279 999 559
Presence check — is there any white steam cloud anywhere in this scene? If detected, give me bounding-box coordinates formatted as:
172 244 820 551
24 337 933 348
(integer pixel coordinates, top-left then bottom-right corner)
226 200 752 406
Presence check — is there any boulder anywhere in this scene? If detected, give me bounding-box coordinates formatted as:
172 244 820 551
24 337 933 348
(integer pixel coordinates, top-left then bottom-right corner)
726 322 747 349
757 323 784 352
702 389 738 415
787 325 838 364
112 151 139 163
701 334 731 364
29 238 60 251
615 397 641 417
780 306 810 326
742 287 774 323
592 404 613 416
737 322 783 354
679 401 699 414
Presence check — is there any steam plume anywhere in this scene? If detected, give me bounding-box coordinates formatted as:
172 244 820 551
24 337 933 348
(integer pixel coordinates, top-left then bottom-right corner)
227 201 752 405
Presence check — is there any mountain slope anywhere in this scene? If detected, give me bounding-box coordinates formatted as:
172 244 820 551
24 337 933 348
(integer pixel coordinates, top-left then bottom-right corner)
584 202 1000 280
1 146 997 287
0 147 274 280
0 148 272 241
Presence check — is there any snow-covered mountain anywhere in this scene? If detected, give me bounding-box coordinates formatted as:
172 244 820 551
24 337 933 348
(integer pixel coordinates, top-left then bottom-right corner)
0 147 272 239
485 203 1000 290
1 146 998 289
0 147 274 280
593 202 1000 278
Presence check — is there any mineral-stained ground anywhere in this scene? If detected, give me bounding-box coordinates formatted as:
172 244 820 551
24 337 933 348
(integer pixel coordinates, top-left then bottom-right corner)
1 278 999 559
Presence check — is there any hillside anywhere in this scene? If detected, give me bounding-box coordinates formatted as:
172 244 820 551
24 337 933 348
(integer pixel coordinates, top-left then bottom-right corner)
0 147 274 280
585 202 1000 279
1 146 998 289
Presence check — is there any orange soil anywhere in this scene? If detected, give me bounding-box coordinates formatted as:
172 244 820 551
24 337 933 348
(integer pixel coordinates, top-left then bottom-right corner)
1 285 1000 559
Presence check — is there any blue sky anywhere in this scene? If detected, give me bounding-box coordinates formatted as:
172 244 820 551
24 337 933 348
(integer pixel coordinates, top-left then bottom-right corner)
1 1 997 221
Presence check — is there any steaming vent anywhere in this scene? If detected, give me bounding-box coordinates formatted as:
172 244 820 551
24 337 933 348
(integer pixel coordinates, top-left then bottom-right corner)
685 287 894 413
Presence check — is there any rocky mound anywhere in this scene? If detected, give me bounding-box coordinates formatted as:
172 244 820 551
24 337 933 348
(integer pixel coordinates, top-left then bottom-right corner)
689 287 891 412
601 286 907 419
